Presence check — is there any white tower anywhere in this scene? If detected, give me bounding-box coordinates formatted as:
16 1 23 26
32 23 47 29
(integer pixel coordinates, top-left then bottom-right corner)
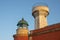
32 5 49 29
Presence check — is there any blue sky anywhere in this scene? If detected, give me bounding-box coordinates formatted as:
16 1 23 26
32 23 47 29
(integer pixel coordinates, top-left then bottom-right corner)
0 0 60 40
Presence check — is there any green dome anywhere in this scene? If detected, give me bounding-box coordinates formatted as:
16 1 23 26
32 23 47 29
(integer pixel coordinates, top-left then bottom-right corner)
17 18 29 27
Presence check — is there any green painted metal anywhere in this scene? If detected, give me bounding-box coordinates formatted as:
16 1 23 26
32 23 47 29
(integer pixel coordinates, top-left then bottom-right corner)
17 18 29 28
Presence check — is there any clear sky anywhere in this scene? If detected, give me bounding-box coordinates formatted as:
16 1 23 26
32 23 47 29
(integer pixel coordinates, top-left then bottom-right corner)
0 0 60 40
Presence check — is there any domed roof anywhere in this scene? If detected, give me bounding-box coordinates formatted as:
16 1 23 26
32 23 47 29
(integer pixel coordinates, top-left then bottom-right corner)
17 18 29 27
33 2 48 7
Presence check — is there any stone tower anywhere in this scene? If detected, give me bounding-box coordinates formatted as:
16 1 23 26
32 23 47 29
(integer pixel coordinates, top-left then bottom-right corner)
32 5 49 29
13 18 29 40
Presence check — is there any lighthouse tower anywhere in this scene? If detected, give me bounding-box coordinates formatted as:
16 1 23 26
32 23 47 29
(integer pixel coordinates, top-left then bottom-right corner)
13 18 29 40
32 5 49 29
